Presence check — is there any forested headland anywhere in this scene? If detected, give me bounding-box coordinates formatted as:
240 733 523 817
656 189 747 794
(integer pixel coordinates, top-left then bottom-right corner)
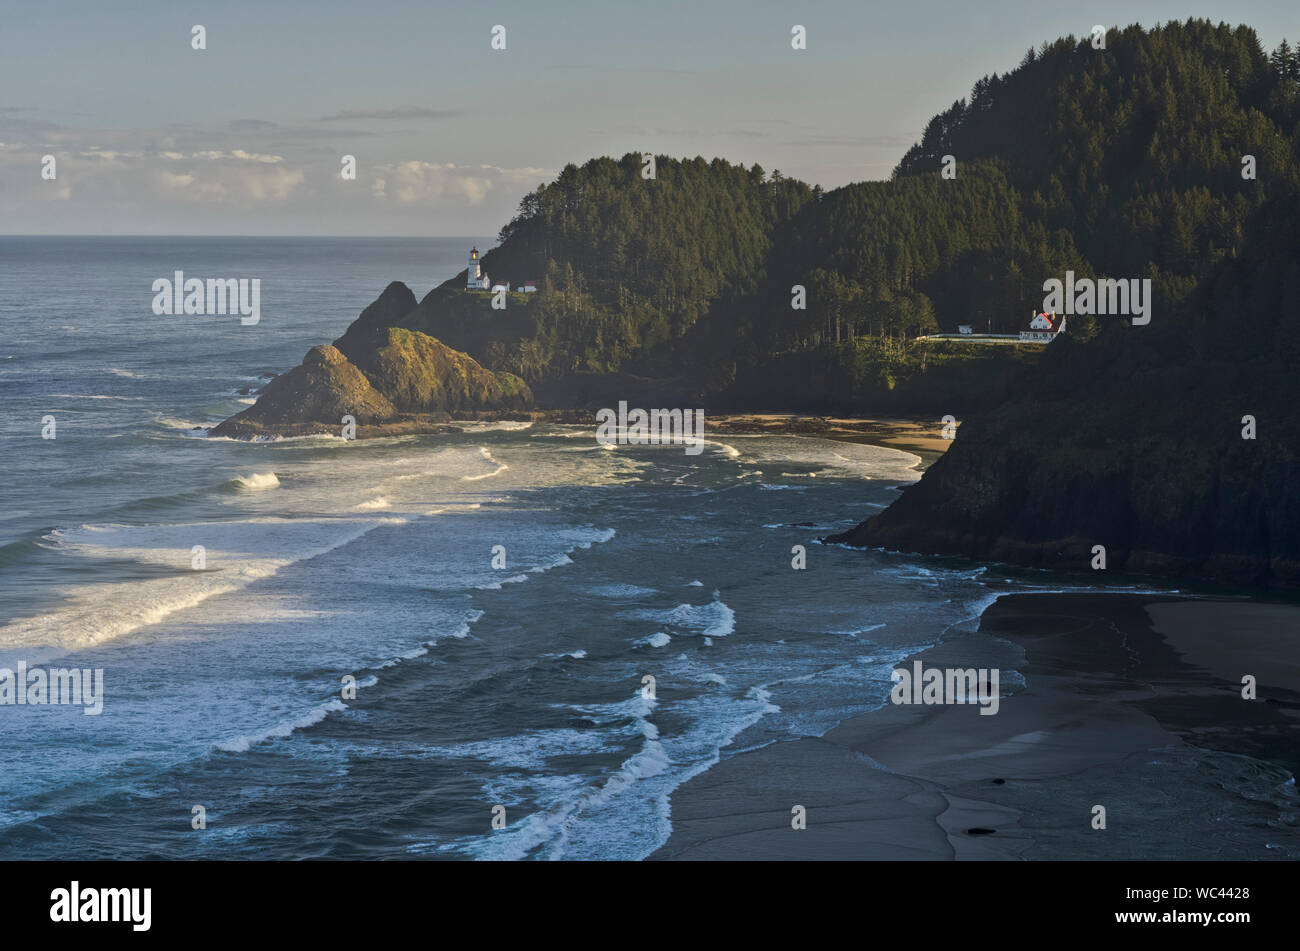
384 21 1300 417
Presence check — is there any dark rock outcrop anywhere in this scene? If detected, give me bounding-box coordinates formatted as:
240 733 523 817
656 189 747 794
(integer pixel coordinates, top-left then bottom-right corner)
212 282 533 438
211 345 395 438
332 281 419 358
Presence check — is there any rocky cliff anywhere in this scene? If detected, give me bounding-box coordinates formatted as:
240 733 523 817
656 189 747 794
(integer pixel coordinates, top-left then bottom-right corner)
212 281 532 438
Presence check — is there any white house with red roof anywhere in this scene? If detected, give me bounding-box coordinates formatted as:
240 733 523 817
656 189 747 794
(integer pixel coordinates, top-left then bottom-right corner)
1020 310 1066 342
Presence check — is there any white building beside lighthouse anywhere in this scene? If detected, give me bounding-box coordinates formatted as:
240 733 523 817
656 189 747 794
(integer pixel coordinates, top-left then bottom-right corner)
1019 310 1066 342
464 245 538 294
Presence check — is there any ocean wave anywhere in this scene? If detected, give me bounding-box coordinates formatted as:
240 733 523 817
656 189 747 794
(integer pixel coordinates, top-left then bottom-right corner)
412 718 633 775
216 698 348 753
423 502 482 516
828 622 887 637
375 644 430 668
229 472 280 491
459 684 775 860
460 446 510 481
636 594 736 638
0 533 54 568
49 393 146 401
456 420 535 433
528 553 574 573
475 573 530 590
469 528 613 589
587 584 659 598
0 517 400 659
154 415 213 432
701 439 741 458
734 435 924 482
410 691 662 860
378 610 483 656
574 528 617 548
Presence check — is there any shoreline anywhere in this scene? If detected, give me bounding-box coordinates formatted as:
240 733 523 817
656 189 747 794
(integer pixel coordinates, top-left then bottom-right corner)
705 413 950 466
650 591 1300 860
206 410 952 468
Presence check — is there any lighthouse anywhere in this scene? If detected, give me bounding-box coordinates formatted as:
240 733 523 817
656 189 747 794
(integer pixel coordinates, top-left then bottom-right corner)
466 246 486 290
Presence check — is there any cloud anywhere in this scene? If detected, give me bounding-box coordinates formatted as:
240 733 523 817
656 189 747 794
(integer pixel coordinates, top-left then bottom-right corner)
230 149 284 163
319 106 462 122
481 164 550 181
78 149 145 161
242 166 305 200
150 153 302 201
0 108 546 232
0 139 309 212
370 161 488 204
188 149 284 163
368 161 549 206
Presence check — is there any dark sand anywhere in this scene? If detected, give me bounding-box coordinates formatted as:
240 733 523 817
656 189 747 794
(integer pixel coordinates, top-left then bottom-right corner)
651 593 1300 860
707 414 952 464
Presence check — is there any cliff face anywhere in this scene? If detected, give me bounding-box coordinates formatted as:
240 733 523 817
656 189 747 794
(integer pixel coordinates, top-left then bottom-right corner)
830 391 1300 586
828 198 1300 589
331 281 421 359
211 345 395 437
212 281 533 438
350 326 532 414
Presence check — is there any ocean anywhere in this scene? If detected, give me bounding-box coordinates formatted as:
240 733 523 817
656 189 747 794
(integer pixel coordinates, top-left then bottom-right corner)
0 237 1281 861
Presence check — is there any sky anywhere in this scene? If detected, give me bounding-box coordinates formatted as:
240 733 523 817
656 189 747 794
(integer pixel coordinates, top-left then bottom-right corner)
1 0 1294 235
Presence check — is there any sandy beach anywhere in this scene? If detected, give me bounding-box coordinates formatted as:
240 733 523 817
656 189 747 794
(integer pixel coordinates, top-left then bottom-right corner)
651 593 1300 860
529 410 955 461
707 414 955 462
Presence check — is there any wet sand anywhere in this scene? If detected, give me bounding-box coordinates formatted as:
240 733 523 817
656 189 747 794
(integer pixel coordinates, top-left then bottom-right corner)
707 414 954 463
651 593 1300 860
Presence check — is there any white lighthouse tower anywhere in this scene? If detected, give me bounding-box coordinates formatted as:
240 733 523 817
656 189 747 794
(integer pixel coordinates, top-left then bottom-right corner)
466 246 484 290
